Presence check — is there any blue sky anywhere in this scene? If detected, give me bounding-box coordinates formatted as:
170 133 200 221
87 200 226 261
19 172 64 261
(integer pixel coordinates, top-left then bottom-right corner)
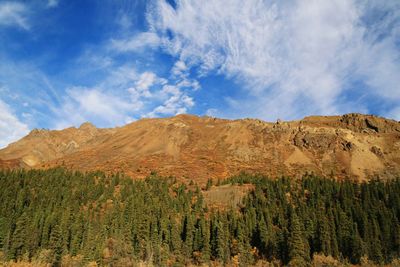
0 0 399 147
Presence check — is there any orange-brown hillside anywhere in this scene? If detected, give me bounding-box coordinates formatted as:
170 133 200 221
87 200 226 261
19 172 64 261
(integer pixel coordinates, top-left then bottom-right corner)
0 113 399 183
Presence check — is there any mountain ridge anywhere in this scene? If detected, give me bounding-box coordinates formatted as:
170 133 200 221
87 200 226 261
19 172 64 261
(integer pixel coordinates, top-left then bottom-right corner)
1 113 399 183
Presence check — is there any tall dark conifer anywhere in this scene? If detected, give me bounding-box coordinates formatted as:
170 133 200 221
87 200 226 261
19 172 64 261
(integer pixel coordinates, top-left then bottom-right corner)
288 212 309 266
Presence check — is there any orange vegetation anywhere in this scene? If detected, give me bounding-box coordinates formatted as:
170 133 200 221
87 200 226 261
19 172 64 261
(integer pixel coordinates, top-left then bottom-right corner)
0 113 399 183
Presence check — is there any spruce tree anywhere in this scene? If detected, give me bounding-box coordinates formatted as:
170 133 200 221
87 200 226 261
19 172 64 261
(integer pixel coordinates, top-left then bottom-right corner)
216 218 230 263
183 214 194 258
350 223 363 264
9 213 28 260
0 217 5 250
288 211 309 266
237 221 253 266
317 214 331 256
200 218 211 263
49 224 63 266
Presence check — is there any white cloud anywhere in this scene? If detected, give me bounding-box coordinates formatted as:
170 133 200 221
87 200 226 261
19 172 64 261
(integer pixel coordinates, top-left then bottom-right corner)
136 72 156 92
147 0 400 120
55 65 196 128
128 71 169 98
177 79 200 91
170 59 201 91
55 87 138 129
146 84 194 117
171 60 188 77
0 99 29 148
0 2 29 30
47 0 59 8
111 32 161 52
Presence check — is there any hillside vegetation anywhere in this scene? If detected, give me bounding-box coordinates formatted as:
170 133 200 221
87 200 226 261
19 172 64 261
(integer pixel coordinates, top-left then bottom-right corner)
1 113 399 182
0 169 400 266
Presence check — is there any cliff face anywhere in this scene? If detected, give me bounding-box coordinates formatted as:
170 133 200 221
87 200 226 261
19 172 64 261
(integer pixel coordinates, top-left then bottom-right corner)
1 113 399 182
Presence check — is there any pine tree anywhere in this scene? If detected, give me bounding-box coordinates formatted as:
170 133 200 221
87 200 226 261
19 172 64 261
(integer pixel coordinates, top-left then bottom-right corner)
150 219 161 264
216 216 230 263
327 208 339 258
288 211 309 266
237 222 253 266
258 213 269 256
9 213 28 260
350 223 364 264
201 218 211 263
205 178 213 190
49 224 63 266
317 214 331 256
369 218 384 264
0 217 5 250
0 169 399 265
70 212 85 256
182 214 194 258
168 223 180 252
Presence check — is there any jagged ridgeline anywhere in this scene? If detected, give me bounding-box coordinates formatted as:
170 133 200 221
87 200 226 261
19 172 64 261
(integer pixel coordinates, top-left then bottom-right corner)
0 169 400 266
1 114 400 182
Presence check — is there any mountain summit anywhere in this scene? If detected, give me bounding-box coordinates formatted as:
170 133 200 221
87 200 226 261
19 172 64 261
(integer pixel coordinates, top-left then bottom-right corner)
1 113 399 182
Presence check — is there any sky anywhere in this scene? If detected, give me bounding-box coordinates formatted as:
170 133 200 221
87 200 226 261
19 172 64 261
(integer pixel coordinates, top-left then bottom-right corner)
0 0 399 148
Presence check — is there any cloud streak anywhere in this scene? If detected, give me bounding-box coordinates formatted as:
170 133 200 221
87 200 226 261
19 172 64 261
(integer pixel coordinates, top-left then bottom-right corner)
147 0 400 120
111 32 161 52
0 2 30 30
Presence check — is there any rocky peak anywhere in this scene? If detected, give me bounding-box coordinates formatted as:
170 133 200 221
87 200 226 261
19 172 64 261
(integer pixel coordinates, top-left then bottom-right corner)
28 128 49 137
0 113 399 182
340 113 400 133
79 122 96 131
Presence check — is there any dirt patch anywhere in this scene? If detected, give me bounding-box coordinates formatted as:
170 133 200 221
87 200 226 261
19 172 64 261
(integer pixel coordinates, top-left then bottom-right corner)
202 184 254 210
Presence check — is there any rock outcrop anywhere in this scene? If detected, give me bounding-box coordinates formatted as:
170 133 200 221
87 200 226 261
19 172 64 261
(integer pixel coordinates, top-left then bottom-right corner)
0 113 399 182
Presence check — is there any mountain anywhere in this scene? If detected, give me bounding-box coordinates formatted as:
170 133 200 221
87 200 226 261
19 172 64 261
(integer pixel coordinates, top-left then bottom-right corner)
1 113 399 182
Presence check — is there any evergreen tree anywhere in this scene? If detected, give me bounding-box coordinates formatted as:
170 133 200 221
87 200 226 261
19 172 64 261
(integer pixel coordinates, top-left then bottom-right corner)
0 169 399 265
237 222 253 266
9 213 28 260
49 224 63 266
350 223 363 264
216 217 230 263
205 178 213 190
182 214 194 258
317 214 331 256
0 217 5 250
200 218 211 263
287 212 309 266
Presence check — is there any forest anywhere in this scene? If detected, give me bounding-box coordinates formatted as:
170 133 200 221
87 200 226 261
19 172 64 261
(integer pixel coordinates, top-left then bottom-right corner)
0 168 399 266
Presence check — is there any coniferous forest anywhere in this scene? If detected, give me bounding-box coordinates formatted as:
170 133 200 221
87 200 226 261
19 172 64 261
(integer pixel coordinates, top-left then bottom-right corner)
0 168 400 266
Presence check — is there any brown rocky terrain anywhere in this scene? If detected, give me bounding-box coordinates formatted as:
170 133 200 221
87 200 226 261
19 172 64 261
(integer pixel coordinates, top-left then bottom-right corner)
0 113 399 183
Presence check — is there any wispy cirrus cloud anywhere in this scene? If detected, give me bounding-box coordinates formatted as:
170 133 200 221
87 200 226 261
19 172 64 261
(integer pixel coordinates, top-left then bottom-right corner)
0 2 30 30
146 0 400 120
0 1 199 148
111 32 161 52
55 87 137 129
2 0 399 151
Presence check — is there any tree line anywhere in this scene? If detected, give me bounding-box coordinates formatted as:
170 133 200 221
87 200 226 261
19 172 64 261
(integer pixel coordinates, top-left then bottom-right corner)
0 168 399 266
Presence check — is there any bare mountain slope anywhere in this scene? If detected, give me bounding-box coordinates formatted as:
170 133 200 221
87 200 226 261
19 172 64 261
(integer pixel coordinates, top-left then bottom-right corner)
1 113 399 182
